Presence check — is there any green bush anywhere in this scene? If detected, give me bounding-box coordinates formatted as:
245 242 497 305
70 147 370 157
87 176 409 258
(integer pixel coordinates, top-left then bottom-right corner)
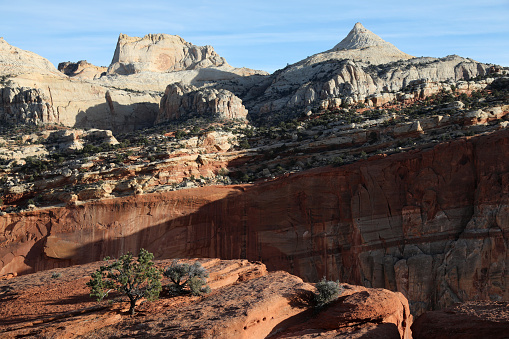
86 248 162 315
314 278 343 308
164 260 210 296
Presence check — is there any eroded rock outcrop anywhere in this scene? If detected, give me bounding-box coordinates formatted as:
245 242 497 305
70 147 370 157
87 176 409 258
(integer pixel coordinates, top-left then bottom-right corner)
108 33 228 75
0 35 261 133
58 60 107 80
0 37 161 132
0 87 58 125
240 23 494 122
157 84 248 123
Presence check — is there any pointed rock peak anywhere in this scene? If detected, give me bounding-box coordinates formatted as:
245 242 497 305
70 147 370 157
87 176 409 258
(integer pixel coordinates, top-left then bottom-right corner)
353 22 366 31
333 22 394 51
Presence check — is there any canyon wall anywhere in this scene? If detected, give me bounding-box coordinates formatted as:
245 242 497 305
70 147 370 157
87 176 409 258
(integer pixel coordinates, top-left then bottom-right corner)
1 130 508 315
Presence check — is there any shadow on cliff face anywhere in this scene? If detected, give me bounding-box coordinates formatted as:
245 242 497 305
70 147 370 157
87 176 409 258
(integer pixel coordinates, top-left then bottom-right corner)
74 100 158 134
4 130 509 316
188 67 272 123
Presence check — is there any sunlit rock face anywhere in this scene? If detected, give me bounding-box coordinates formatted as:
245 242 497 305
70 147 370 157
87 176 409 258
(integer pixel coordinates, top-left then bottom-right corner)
107 33 228 75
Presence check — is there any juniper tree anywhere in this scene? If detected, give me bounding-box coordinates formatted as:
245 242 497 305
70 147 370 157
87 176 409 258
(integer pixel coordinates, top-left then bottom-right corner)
86 248 162 315
164 260 210 296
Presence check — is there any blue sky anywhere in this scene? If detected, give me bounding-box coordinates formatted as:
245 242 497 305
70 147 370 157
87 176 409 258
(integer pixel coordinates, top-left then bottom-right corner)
1 0 508 73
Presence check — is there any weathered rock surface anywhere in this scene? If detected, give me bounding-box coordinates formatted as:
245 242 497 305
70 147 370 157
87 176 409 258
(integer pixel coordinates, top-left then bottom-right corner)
330 22 414 64
1 129 507 316
108 33 228 75
58 60 107 80
0 259 411 338
0 35 261 132
0 36 161 133
411 301 509 339
234 23 494 122
157 83 248 123
0 37 63 77
0 87 58 125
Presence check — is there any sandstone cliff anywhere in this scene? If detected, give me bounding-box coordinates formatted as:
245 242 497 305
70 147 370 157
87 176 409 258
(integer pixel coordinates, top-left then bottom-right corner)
1 129 507 316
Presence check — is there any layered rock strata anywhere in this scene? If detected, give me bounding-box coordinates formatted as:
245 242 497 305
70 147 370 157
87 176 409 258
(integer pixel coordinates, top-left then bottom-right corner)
1 129 507 316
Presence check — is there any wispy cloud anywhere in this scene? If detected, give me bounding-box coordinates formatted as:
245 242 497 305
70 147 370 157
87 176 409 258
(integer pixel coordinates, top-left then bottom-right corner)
1 0 507 72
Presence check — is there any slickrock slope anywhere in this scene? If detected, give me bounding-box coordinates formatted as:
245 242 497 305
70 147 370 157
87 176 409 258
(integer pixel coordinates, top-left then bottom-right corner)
0 259 412 338
411 301 509 339
0 37 63 77
1 128 507 316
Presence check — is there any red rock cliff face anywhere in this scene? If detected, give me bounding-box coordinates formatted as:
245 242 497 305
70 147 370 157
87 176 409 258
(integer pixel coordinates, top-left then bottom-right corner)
1 130 508 315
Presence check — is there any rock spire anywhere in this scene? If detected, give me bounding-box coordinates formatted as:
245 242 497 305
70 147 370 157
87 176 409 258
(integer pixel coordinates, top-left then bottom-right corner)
333 22 403 51
334 22 387 50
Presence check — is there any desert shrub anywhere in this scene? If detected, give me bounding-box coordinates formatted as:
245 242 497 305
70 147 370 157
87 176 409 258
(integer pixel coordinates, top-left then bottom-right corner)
314 278 343 308
239 139 250 149
86 248 162 315
164 260 210 296
217 167 229 176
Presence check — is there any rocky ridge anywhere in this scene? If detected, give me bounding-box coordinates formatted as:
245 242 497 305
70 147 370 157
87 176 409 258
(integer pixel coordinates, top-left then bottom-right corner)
239 55 494 124
0 23 500 132
0 33 264 133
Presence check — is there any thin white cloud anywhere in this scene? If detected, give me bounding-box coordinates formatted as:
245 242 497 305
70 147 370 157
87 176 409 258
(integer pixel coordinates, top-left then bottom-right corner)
0 0 507 71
